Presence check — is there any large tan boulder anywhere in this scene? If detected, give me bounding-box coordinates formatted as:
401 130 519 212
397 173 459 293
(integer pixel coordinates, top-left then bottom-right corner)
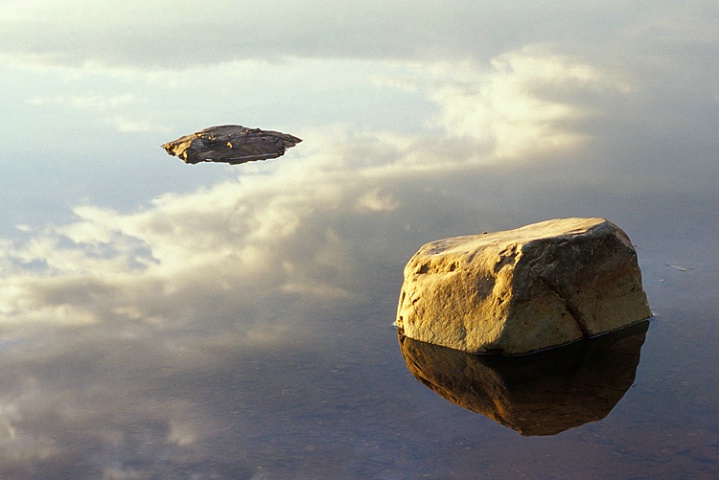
395 218 652 355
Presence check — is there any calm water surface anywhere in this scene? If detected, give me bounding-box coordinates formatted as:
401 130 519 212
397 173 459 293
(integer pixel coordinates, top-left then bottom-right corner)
1 2 717 479
0 178 715 479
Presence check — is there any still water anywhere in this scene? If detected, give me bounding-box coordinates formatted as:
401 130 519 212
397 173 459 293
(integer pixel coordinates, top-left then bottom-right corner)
1 1 717 479
0 166 715 479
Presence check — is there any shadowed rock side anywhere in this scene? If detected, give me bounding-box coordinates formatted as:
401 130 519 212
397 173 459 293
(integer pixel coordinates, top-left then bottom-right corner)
396 217 653 355
162 125 302 165
398 320 649 436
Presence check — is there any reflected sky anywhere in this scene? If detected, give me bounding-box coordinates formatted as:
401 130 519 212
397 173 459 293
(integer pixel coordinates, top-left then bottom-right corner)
1 1 717 478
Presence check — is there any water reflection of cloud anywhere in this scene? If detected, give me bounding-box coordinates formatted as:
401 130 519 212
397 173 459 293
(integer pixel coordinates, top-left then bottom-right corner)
26 93 171 133
0 3 716 476
0 334 232 478
1 136 396 337
0 107 555 336
0 326 411 478
1 79 715 337
4 1 714 70
375 47 632 158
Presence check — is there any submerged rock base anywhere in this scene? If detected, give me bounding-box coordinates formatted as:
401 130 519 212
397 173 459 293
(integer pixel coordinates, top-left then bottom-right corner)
395 218 652 355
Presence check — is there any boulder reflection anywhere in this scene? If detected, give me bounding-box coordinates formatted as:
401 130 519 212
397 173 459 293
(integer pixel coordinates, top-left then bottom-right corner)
398 321 649 436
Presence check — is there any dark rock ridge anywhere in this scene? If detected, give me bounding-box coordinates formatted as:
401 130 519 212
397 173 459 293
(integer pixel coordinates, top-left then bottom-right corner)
162 125 302 165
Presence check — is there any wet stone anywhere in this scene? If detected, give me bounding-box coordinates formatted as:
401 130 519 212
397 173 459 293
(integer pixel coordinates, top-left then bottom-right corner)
162 125 301 165
395 217 652 355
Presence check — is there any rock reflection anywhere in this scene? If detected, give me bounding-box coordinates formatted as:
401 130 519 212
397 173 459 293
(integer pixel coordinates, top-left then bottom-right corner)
398 321 649 436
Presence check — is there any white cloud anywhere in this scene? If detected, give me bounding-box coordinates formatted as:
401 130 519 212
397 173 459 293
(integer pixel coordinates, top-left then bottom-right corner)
0 0 50 21
0 4 716 477
0 38 713 346
23 92 171 133
26 93 137 110
377 46 632 158
68 94 136 110
355 188 400 213
0 139 353 336
105 116 171 133
3 0 698 70
0 50 646 340
1 121 498 338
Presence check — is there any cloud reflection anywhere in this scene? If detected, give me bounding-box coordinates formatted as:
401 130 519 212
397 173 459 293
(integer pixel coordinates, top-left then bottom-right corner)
0 1 716 476
0 42 629 340
1 40 716 352
377 47 631 157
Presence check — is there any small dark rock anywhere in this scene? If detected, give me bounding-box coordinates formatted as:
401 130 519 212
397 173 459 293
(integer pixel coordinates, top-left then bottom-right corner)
162 125 301 165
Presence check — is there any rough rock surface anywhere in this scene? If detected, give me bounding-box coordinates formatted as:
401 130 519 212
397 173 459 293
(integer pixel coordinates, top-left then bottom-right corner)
395 218 652 355
398 321 648 436
162 125 301 165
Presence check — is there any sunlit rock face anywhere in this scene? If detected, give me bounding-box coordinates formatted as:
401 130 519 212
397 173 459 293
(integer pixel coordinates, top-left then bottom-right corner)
398 320 649 436
396 218 652 355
